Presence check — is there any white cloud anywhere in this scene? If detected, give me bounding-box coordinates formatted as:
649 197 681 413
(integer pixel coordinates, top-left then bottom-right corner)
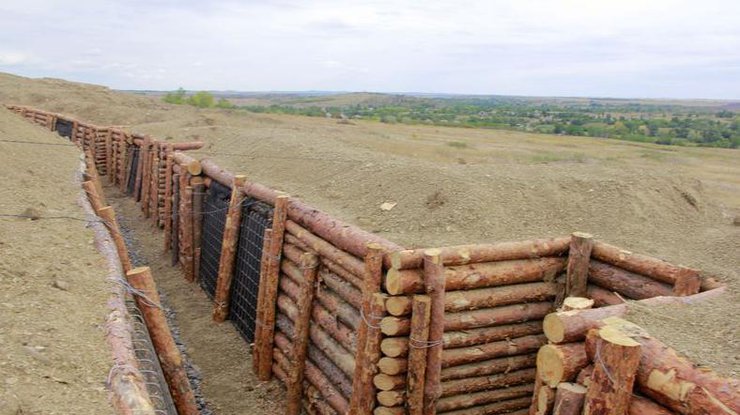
0 0 738 98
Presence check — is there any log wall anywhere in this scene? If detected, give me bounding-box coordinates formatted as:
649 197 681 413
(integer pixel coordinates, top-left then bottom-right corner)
6 104 731 415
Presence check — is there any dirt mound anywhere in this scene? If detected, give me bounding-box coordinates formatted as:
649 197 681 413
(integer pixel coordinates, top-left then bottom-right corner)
0 109 113 414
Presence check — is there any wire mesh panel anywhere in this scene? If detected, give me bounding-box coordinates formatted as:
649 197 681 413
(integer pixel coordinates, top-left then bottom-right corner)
229 200 273 342
55 119 73 139
126 147 140 195
199 181 231 298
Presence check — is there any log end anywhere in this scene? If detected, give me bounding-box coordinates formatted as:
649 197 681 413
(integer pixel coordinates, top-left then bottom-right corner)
571 231 593 239
384 268 404 295
186 160 202 176
562 296 594 311
543 313 567 344
385 296 411 317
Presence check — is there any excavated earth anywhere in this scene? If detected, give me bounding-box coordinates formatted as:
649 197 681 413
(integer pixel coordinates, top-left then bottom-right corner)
0 72 738 413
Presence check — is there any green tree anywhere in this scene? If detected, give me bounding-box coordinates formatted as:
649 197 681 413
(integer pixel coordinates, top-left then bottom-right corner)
163 87 186 104
188 91 215 108
215 98 235 109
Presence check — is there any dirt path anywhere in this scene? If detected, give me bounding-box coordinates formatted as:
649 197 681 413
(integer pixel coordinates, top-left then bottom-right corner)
0 110 113 414
106 189 285 415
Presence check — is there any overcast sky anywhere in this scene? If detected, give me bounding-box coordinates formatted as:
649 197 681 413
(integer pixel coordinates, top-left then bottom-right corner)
1 0 738 99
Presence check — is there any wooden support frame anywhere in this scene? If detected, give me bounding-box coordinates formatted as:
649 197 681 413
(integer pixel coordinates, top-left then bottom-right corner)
349 243 386 414
252 229 273 373
97 206 133 274
179 175 194 281
171 173 180 267
191 177 205 282
163 152 174 252
422 249 445 415
565 232 593 300
255 195 290 381
285 252 319 415
212 175 247 322
406 295 431 415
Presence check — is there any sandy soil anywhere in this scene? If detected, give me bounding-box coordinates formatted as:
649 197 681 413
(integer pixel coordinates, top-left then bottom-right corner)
106 191 285 415
1 72 738 396
0 110 113 414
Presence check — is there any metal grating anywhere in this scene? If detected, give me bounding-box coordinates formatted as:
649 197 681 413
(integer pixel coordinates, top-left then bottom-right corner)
198 181 230 298
56 119 73 139
126 147 140 195
229 200 273 342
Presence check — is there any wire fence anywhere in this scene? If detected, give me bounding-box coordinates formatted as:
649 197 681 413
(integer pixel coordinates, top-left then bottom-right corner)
198 181 230 299
229 199 273 343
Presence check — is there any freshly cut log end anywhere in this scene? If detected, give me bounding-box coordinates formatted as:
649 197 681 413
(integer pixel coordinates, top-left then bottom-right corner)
536 385 556 415
373 374 405 391
561 296 594 311
385 296 412 317
536 343 588 387
552 382 586 415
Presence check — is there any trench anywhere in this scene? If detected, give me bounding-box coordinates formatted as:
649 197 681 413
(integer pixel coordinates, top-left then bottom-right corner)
106 187 286 415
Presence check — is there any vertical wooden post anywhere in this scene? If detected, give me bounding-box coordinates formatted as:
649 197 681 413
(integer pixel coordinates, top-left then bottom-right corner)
71 121 79 145
191 177 205 282
105 130 114 183
179 174 194 280
256 195 290 381
171 173 180 266
133 141 146 201
163 152 174 252
147 150 159 219
565 232 594 300
406 295 432 415
212 175 248 322
349 243 386 414
285 252 319 415
252 229 274 372
138 139 151 205
126 267 199 415
422 249 445 415
84 150 107 207
97 206 133 274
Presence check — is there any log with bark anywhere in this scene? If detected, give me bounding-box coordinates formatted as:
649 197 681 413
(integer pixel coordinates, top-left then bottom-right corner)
552 382 586 415
582 324 642 415
385 257 566 295
285 219 366 278
542 287 726 344
565 232 593 299
440 353 537 381
388 236 570 270
588 260 674 300
440 368 536 397
381 302 553 336
535 342 589 387
423 249 446 415
406 295 431 415
172 152 202 176
436 383 533 413
442 334 546 368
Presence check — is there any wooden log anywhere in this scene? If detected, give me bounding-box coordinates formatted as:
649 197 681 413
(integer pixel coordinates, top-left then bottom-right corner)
160 141 205 151
286 252 319 415
105 130 113 183
380 321 543 358
389 236 570 270
149 153 160 221
436 384 533 413
82 181 106 214
163 152 174 252
171 173 180 266
423 249 446 415
376 391 404 407
440 398 532 415
191 178 205 281
672 268 701 297
442 334 546 368
125 267 198 415
535 343 588 387
253 230 273 373
286 220 366 278
406 295 431 415
440 353 536 382
319 268 362 309
591 241 698 286
309 322 355 377
600 317 740 415
179 176 194 281
582 325 642 415
307 343 353 398
552 383 586 415
212 175 247 322
373 373 406 391
628 396 674 415
312 299 356 353
384 296 412 317
535 385 556 415
588 260 673 299
141 145 152 214
256 195 289 381
349 243 386 414
560 297 594 311
565 232 593 299
172 152 202 175
381 301 553 336
543 286 727 344
97 207 133 274
275 331 349 414
445 282 558 313
441 368 537 397
385 257 566 295
373 407 405 415
586 285 623 307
